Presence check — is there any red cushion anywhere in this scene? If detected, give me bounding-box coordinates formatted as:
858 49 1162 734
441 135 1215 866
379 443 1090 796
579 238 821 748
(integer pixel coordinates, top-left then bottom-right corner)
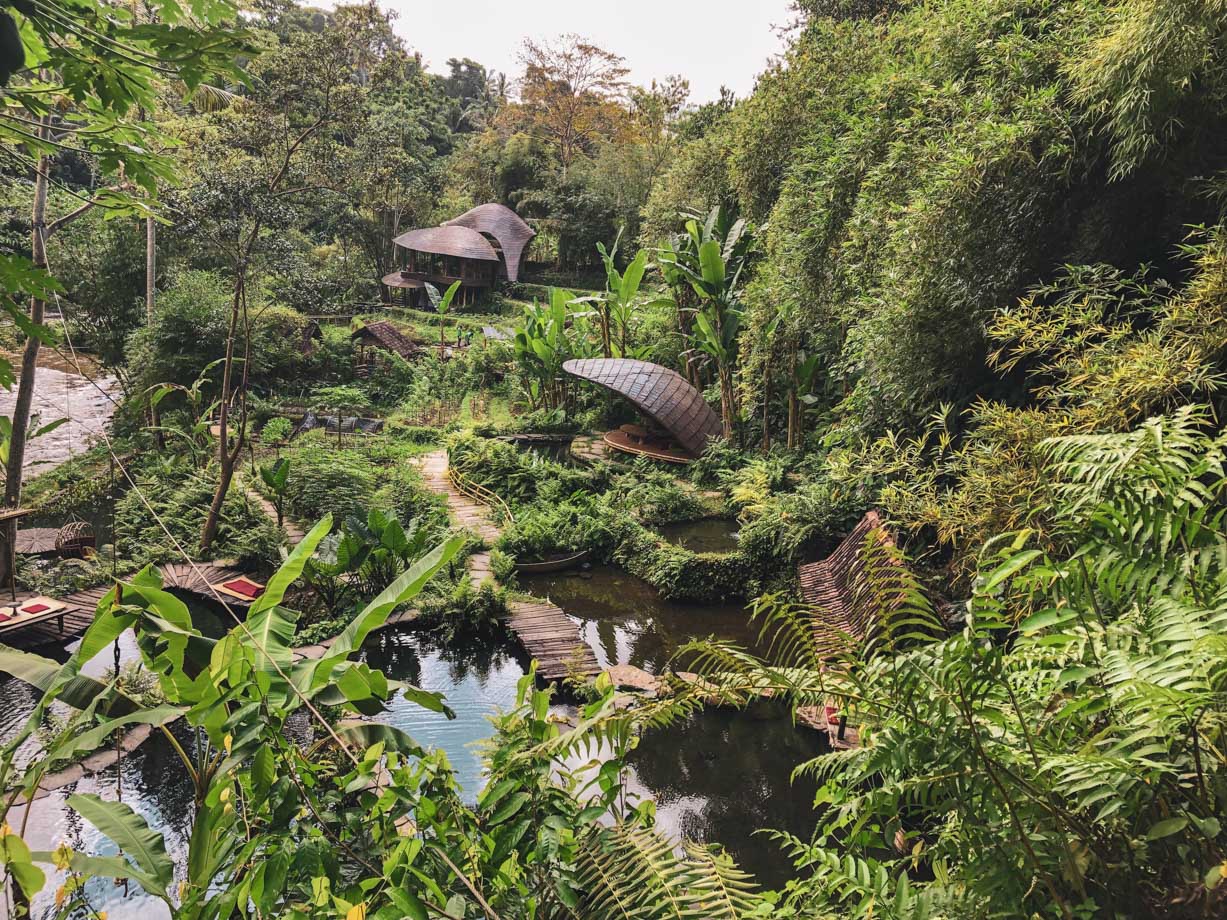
21 603 49 614
0 613 12 622
221 578 263 599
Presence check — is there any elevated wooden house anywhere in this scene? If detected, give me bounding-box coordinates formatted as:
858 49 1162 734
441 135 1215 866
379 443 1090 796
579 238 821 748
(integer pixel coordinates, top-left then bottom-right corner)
384 203 535 307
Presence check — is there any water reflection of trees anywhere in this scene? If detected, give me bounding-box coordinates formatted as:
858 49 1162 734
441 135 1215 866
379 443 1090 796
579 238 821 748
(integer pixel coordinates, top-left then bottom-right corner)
628 706 828 888
362 629 522 689
525 567 761 673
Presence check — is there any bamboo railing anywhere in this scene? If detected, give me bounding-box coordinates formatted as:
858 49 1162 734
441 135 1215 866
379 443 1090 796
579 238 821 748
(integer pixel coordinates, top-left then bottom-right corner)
447 466 515 525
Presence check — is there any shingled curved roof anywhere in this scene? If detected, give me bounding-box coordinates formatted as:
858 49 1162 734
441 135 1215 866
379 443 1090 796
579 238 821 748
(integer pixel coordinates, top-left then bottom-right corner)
444 203 535 282
393 225 499 261
563 358 723 456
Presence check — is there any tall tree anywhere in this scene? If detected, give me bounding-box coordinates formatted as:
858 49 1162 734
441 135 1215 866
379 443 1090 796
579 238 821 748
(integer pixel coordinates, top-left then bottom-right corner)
177 23 358 552
515 34 629 174
0 0 245 583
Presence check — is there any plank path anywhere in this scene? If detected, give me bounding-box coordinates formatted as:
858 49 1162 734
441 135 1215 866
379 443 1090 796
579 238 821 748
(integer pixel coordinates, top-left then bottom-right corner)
417 449 599 682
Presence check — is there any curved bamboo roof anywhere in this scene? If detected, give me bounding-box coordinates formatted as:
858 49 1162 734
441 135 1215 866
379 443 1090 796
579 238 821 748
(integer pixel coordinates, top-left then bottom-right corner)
563 358 723 457
443 203 535 282
392 225 499 262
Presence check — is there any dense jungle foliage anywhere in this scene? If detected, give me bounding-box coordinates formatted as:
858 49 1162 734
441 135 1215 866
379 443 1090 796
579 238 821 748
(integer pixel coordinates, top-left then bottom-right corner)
1 0 1227 918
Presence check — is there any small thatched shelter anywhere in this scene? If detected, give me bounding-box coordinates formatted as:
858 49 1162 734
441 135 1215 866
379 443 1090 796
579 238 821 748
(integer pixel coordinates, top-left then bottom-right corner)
350 320 420 366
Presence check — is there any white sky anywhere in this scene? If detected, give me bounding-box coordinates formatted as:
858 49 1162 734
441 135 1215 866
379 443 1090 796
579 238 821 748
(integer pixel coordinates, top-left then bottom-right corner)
378 0 797 103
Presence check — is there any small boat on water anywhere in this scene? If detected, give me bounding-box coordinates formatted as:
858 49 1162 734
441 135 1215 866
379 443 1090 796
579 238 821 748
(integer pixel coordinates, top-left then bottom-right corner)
513 549 589 574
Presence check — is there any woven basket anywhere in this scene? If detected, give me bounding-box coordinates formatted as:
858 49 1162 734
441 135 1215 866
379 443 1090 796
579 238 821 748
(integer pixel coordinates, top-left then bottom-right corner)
55 520 96 559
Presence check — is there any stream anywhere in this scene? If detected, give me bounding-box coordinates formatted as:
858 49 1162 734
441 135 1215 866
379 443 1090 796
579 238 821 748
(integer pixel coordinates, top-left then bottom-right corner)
0 363 120 482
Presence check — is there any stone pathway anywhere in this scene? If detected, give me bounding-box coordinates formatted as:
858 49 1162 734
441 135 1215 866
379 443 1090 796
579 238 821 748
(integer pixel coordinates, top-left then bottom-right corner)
569 434 608 465
242 478 307 545
416 449 599 681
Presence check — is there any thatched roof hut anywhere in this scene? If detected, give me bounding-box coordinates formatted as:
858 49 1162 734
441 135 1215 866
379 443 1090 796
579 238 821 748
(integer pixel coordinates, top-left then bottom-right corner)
350 320 419 360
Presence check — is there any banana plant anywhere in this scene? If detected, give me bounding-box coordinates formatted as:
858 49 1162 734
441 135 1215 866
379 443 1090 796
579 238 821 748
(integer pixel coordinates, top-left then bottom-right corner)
146 357 226 466
257 456 290 527
13 520 463 917
573 235 652 358
0 411 66 469
512 287 581 410
658 205 755 439
426 279 463 355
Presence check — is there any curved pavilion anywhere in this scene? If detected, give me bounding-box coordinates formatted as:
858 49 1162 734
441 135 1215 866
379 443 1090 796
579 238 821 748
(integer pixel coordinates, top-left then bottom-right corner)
386 203 536 306
443 203 536 283
563 358 723 462
386 225 500 307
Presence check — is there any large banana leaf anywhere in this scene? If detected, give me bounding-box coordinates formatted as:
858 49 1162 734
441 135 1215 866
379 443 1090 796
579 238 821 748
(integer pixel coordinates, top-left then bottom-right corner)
45 703 183 766
294 534 463 695
246 515 331 619
0 646 137 715
333 721 423 757
68 793 174 902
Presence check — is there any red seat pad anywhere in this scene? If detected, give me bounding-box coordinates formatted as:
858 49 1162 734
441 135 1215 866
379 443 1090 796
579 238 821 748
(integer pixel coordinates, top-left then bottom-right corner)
221 578 263 598
20 603 49 614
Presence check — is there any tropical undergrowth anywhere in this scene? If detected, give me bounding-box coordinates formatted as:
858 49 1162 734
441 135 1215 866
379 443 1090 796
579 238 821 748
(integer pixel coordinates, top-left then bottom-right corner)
678 408 1227 919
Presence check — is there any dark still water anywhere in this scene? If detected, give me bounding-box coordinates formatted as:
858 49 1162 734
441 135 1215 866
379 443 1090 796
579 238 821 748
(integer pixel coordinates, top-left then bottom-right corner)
524 565 825 889
358 629 528 798
521 564 766 672
655 517 741 554
627 702 827 890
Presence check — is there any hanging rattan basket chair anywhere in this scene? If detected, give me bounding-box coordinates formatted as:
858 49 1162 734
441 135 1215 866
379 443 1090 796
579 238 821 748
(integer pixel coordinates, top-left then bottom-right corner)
55 520 96 559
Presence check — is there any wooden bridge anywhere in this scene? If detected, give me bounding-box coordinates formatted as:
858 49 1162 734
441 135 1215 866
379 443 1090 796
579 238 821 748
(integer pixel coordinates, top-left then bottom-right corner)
418 449 600 682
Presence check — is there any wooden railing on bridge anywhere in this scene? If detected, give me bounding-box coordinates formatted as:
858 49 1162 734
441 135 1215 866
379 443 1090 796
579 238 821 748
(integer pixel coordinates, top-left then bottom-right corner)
447 467 514 525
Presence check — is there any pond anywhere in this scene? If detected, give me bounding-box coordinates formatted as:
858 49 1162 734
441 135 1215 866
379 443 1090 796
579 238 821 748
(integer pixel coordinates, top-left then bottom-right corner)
520 564 766 672
522 565 821 887
358 629 528 798
655 517 741 554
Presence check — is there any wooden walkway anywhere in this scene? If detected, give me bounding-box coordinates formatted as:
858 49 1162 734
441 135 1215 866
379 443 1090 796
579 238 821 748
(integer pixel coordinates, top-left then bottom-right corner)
417 449 599 681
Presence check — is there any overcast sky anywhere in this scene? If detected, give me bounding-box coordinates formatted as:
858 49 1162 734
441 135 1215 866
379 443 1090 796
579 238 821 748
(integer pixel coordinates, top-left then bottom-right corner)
377 0 797 103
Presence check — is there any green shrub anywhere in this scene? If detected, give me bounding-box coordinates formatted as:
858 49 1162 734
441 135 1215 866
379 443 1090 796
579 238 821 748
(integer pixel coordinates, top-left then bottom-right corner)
114 463 281 568
261 416 294 445
496 494 615 561
281 439 377 524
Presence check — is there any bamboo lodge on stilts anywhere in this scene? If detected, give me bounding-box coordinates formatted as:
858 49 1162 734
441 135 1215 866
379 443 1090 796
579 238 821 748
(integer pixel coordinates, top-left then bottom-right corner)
384 203 535 308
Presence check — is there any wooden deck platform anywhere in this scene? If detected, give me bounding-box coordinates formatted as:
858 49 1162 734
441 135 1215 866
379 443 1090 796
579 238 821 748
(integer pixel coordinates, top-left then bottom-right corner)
602 429 693 464
417 449 600 682
506 600 600 681
161 562 258 607
0 584 111 650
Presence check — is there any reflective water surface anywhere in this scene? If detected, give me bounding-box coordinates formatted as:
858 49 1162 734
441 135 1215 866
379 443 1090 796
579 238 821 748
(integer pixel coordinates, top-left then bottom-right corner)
522 564 766 672
655 517 741 554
